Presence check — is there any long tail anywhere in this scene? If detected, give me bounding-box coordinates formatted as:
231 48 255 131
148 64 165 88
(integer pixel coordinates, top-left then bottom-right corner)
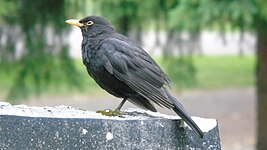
164 89 204 138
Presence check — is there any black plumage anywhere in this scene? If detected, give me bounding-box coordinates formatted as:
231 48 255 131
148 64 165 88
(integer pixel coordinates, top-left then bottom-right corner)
65 16 204 138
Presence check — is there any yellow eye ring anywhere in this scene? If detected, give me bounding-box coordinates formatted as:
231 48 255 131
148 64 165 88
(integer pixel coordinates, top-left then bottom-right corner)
87 21 94 26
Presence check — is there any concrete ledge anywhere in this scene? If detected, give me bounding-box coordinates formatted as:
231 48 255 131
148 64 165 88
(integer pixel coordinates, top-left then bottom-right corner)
0 102 221 149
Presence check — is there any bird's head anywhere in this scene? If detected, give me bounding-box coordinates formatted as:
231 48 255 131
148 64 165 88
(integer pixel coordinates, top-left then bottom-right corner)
65 16 114 37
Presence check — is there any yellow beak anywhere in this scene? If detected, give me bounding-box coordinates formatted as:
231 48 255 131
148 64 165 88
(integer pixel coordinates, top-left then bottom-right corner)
65 19 83 27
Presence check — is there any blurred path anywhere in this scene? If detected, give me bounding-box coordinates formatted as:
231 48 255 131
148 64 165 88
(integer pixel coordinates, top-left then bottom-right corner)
23 87 256 150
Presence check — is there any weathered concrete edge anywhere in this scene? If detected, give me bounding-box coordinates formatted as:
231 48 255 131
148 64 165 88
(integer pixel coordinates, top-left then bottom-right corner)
0 103 222 149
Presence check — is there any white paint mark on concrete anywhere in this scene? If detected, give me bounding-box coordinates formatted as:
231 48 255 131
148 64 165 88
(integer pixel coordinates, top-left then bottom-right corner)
82 129 88 135
106 132 113 141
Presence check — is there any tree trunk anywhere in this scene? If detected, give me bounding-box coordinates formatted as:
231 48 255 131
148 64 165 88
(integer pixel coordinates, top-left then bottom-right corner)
119 16 129 36
256 17 267 150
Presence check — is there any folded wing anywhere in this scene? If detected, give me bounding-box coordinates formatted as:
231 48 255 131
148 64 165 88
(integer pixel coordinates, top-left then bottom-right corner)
101 38 173 109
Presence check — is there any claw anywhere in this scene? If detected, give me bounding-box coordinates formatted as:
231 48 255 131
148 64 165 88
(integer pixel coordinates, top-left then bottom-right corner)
96 109 122 116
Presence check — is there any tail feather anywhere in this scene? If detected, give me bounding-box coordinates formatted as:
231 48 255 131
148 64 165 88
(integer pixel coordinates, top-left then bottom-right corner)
164 89 204 138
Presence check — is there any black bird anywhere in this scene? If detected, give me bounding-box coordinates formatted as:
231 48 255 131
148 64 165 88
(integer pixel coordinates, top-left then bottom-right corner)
65 16 204 138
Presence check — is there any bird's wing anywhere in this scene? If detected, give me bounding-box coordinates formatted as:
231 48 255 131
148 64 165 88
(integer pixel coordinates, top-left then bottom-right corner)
100 38 173 109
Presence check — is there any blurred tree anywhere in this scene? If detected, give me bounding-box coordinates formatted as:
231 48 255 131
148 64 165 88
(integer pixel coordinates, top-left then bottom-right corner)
0 0 85 100
93 0 139 36
256 15 267 150
94 0 176 45
167 0 266 149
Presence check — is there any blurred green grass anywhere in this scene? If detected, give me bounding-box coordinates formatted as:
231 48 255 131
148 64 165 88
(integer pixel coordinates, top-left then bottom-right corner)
155 55 255 90
192 55 255 89
0 55 255 100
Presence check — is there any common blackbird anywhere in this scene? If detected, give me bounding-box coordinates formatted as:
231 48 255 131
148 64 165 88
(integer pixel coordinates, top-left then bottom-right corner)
65 16 204 138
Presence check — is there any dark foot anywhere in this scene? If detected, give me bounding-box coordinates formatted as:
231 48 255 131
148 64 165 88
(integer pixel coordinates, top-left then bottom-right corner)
96 109 123 116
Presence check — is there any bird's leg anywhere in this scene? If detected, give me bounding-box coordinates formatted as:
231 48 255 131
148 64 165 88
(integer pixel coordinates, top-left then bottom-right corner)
115 98 127 111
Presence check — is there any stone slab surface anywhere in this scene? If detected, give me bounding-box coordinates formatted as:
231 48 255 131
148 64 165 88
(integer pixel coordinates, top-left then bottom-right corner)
0 103 221 149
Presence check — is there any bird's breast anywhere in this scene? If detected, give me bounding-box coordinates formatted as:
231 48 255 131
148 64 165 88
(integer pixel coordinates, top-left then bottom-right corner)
81 51 135 98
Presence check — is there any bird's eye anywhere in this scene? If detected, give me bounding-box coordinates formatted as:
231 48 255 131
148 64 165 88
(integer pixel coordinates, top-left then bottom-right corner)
86 21 94 26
